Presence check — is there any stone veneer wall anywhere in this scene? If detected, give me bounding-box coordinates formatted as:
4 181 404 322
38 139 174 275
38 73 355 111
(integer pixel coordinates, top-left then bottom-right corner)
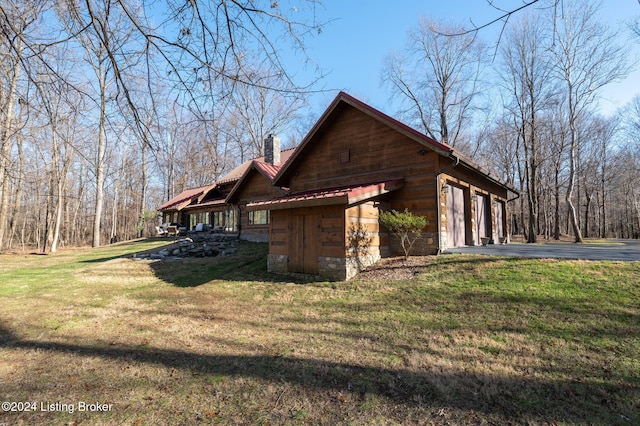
319 252 381 281
267 254 288 273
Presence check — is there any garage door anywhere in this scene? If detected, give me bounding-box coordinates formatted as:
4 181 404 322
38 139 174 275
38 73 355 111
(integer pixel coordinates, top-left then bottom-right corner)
476 194 489 244
446 185 466 247
494 200 505 240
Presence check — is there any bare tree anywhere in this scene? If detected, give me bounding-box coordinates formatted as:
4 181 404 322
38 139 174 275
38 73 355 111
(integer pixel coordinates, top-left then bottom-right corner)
382 18 485 148
499 13 556 243
226 68 306 161
0 1 35 249
57 0 141 247
551 0 631 243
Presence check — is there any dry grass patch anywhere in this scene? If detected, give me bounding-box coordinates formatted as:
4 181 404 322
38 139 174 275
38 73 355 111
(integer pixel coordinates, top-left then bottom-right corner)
0 240 638 425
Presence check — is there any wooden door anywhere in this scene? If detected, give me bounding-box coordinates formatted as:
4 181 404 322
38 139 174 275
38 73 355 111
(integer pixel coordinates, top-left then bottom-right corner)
476 194 489 244
288 212 321 274
446 185 466 247
303 213 321 274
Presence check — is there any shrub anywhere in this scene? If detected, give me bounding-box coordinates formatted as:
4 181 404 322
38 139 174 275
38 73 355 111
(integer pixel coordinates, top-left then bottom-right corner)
379 209 428 259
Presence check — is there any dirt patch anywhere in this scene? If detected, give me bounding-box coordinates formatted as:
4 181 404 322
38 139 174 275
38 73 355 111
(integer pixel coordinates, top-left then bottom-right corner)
356 256 436 281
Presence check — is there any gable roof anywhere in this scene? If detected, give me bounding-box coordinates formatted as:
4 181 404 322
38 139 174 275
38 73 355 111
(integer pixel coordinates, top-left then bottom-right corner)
272 92 455 187
158 147 297 211
158 183 216 212
225 149 296 204
272 92 516 193
217 147 297 185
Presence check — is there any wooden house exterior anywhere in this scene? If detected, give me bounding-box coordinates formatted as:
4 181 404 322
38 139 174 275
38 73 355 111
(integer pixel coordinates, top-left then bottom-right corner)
246 92 515 280
225 160 288 242
158 92 515 280
157 140 294 240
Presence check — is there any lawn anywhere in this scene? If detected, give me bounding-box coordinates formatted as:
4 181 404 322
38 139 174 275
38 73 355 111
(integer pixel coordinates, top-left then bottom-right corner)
0 239 638 425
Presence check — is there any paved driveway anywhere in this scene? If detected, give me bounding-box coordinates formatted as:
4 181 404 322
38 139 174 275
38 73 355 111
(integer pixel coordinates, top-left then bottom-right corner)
445 240 640 261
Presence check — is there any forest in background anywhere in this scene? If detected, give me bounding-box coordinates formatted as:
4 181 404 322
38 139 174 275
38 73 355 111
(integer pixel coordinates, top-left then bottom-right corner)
1 0 639 253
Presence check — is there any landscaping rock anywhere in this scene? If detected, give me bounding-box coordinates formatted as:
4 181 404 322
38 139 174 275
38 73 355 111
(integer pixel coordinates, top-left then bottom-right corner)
140 233 238 260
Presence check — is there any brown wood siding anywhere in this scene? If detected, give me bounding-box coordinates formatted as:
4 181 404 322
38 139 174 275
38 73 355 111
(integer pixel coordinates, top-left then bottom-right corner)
232 170 284 240
476 193 489 243
439 156 509 199
269 212 289 254
345 202 382 257
266 99 511 273
285 105 444 240
289 106 440 193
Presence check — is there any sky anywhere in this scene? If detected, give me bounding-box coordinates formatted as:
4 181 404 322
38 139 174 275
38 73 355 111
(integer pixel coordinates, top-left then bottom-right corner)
290 0 640 118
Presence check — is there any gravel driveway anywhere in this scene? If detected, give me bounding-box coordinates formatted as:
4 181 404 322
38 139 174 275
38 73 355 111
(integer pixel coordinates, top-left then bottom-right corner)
445 239 640 261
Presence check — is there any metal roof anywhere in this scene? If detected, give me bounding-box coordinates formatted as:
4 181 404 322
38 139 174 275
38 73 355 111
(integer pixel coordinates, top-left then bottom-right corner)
246 178 404 211
157 184 215 212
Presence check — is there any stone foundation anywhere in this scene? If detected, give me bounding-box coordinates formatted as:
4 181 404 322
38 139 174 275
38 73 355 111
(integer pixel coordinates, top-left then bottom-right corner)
319 252 381 281
267 254 289 273
240 233 269 243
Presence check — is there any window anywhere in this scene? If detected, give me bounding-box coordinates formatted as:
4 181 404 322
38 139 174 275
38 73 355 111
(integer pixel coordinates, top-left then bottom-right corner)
212 209 237 231
249 210 270 225
189 212 211 229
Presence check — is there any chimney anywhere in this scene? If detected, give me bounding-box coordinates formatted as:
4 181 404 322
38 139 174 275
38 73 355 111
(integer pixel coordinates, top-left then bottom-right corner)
264 134 281 164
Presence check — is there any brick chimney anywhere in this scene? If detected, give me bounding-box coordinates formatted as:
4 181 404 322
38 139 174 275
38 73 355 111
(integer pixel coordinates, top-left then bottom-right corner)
264 134 281 164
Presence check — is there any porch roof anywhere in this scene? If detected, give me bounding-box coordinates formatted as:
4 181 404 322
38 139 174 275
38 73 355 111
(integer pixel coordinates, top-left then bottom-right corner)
157 183 216 212
246 178 404 211
182 198 227 211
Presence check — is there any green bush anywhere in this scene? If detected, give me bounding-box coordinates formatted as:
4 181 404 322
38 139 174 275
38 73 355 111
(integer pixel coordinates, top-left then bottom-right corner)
379 209 428 259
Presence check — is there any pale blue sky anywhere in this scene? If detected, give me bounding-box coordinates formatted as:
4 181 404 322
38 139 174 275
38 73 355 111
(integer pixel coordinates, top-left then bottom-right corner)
295 0 640 117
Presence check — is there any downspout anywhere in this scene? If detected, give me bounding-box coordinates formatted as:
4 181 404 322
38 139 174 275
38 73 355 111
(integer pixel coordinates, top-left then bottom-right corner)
436 152 460 254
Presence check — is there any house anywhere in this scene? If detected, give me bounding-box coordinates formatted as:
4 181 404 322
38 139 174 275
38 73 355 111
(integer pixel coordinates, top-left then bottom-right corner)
157 136 295 240
158 92 516 280
244 92 515 280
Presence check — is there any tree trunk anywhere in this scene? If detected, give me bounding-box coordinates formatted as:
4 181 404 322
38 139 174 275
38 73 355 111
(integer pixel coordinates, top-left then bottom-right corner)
566 120 583 243
93 69 107 248
554 166 561 240
0 39 22 250
583 193 593 239
8 135 25 250
138 142 148 238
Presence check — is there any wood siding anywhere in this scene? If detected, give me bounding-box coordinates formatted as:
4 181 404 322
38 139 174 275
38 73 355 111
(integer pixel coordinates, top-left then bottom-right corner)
346 201 383 258
231 170 284 241
287 104 441 241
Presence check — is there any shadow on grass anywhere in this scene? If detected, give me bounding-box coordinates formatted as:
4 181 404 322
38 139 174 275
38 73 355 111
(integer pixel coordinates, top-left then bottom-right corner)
145 241 320 287
79 238 178 264
0 326 634 425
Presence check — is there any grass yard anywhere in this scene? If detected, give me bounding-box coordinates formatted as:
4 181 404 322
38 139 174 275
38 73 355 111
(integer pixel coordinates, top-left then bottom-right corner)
0 239 638 425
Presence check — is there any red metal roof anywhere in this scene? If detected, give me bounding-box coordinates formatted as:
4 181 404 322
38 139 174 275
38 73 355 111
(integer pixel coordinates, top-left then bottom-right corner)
157 184 214 212
224 156 293 204
216 147 296 185
253 161 280 181
183 198 227 210
246 178 404 211
158 148 297 212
